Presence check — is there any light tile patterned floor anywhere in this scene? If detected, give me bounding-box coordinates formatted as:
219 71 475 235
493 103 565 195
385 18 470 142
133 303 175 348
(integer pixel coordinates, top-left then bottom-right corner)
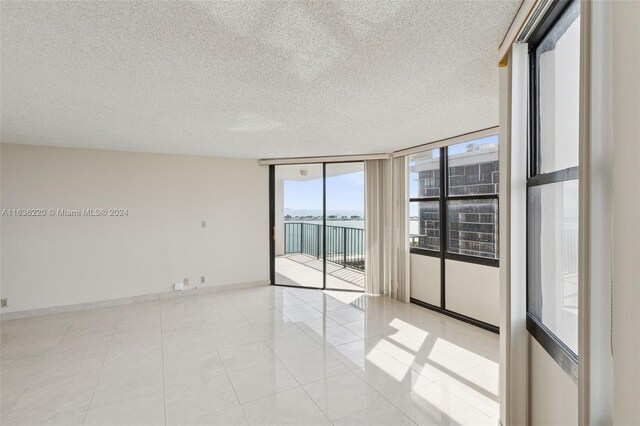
0 286 499 425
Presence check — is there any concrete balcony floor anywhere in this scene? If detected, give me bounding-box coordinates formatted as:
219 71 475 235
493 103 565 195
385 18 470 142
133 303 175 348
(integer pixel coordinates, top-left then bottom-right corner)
275 253 364 291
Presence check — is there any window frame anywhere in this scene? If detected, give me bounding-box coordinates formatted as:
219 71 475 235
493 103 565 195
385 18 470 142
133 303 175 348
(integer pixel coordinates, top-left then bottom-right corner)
408 199 441 255
526 0 580 382
409 147 444 259
410 146 500 268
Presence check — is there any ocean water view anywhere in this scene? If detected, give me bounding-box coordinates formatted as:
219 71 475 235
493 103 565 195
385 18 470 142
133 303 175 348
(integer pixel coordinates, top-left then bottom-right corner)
287 219 364 229
283 219 420 239
284 219 420 232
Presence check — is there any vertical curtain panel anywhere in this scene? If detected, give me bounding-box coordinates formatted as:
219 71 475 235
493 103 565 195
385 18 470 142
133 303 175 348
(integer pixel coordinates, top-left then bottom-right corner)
364 158 409 299
364 159 390 295
391 156 411 302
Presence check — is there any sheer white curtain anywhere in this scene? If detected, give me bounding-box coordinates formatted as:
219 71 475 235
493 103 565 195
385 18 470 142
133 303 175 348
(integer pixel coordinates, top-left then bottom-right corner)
391 156 410 302
364 159 391 295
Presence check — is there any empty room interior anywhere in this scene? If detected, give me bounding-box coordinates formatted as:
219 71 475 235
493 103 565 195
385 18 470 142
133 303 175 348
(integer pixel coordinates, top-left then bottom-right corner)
0 1 638 425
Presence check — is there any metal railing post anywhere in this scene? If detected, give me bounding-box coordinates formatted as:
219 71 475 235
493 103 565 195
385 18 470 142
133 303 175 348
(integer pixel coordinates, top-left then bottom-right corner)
343 227 347 267
316 224 321 259
300 223 303 254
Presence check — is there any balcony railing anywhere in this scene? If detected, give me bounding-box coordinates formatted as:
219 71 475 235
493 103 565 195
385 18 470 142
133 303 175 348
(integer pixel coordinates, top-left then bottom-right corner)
284 222 365 271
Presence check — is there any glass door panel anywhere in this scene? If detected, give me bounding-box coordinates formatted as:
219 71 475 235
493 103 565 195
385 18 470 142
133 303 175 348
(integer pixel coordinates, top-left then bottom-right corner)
325 163 365 291
274 164 324 289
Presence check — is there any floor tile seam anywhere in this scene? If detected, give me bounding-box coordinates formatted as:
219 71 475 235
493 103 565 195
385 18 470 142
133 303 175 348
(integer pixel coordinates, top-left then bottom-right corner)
241 386 335 426
85 389 164 414
365 334 461 372
1 312 79 423
290 298 362 344
271 341 343 383
259 290 306 305
211 333 269 352
410 379 495 423
147 303 166 426
349 370 422 426
81 309 122 426
428 365 501 407
163 369 233 395
416 347 490 373
305 326 364 350
254 296 335 425
301 365 398 424
330 396 418 426
406 355 468 385
192 292 249 426
431 382 500 418
234 296 310 345
405 367 496 409
218 339 277 364
164 400 244 426
225 343 291 376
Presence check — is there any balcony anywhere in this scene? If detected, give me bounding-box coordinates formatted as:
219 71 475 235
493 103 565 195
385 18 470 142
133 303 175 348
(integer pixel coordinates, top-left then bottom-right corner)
275 222 365 291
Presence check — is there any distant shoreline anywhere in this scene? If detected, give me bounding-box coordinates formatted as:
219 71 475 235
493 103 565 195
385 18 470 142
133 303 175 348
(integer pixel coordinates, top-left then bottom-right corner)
284 217 364 221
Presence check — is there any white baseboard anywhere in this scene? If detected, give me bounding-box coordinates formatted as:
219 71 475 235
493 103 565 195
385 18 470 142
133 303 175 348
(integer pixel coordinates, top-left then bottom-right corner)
1 280 269 321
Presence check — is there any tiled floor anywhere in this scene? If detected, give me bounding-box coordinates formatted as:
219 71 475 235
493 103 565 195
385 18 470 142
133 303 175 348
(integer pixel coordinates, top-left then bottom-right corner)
0 286 499 425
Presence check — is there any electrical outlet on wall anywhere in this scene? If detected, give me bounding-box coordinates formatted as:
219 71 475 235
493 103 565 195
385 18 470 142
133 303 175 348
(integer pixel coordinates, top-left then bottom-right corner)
1 299 7 308
202 220 206 228
183 278 189 287
200 276 205 284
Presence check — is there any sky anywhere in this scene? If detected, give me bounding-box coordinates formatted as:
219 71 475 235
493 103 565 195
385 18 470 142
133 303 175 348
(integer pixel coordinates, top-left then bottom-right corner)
447 134 498 154
284 170 365 216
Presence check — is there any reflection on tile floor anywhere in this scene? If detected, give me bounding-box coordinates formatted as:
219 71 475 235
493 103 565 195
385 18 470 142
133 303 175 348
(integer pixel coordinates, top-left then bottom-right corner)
0 286 499 425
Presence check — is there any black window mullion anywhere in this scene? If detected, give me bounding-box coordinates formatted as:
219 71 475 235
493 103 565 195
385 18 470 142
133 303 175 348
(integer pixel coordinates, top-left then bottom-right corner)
409 197 440 202
439 147 447 309
529 45 539 179
527 166 579 187
446 194 499 201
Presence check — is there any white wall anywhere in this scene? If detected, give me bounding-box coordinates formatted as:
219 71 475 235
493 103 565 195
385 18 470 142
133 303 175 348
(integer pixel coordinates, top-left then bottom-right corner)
0 144 269 313
529 336 578 426
611 0 640 423
409 253 440 306
445 260 499 326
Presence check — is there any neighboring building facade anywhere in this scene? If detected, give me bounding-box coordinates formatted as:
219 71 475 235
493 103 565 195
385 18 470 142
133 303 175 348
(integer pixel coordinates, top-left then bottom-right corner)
411 142 499 259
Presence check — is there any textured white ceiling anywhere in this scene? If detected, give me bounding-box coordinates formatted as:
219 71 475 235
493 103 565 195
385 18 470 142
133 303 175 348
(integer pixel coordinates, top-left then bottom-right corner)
1 1 520 159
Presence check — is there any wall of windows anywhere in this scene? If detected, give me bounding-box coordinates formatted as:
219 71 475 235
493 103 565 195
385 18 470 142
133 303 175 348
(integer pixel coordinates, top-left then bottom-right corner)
409 137 500 263
408 135 500 331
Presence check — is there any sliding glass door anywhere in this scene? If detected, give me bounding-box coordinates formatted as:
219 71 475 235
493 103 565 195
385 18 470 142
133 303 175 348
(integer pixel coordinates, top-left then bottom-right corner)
325 163 365 291
273 164 324 289
270 162 365 292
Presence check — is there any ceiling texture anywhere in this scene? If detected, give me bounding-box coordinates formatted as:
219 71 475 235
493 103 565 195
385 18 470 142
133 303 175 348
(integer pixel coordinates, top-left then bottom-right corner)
1 1 520 159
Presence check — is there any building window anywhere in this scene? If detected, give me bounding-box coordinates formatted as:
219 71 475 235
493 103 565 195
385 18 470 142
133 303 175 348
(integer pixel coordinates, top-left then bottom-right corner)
409 148 441 254
409 136 499 265
446 138 499 260
409 200 440 251
527 0 580 379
